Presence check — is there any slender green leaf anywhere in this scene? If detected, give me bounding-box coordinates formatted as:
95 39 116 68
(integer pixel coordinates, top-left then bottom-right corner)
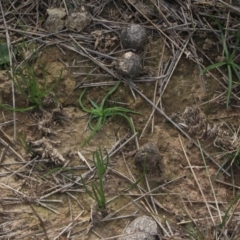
0 104 36 112
89 99 100 109
230 27 240 59
201 62 227 74
100 81 120 108
80 148 108 209
80 174 94 199
231 64 240 82
78 88 92 113
220 193 240 228
92 184 102 206
115 112 135 132
202 20 240 108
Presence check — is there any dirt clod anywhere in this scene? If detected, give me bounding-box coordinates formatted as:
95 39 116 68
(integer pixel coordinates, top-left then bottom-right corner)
119 215 159 240
135 142 164 180
30 137 65 165
116 51 142 77
130 0 156 18
120 23 147 50
45 8 66 33
65 8 91 32
171 106 206 137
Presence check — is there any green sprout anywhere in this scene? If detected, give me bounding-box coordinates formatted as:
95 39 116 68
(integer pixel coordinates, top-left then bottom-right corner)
81 148 108 210
0 64 62 112
201 23 240 107
220 193 240 229
0 43 17 69
78 81 139 147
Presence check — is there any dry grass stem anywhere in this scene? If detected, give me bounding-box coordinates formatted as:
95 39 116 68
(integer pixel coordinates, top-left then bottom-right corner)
179 135 215 225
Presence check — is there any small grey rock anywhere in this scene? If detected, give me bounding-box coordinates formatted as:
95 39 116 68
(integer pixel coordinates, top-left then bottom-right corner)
135 143 164 179
119 215 159 240
47 8 66 19
116 52 142 78
45 17 65 33
65 10 91 32
45 8 66 33
121 24 147 50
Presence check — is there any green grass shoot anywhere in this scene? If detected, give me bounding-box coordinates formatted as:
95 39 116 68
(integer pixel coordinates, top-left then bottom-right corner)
0 43 17 69
0 64 62 112
220 193 240 229
81 148 108 210
201 23 240 107
78 81 139 147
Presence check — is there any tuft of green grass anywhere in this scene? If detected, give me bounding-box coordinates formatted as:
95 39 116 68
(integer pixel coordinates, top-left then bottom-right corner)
201 23 240 108
0 64 62 112
78 81 139 147
81 148 108 210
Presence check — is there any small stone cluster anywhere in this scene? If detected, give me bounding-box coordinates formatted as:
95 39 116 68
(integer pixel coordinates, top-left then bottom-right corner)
44 8 147 79
116 23 147 78
45 7 91 33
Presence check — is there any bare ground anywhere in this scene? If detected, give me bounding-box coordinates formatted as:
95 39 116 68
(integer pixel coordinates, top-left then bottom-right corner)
1 1 240 239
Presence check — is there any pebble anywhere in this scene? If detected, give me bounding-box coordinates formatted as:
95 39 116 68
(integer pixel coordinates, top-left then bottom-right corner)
119 215 159 240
